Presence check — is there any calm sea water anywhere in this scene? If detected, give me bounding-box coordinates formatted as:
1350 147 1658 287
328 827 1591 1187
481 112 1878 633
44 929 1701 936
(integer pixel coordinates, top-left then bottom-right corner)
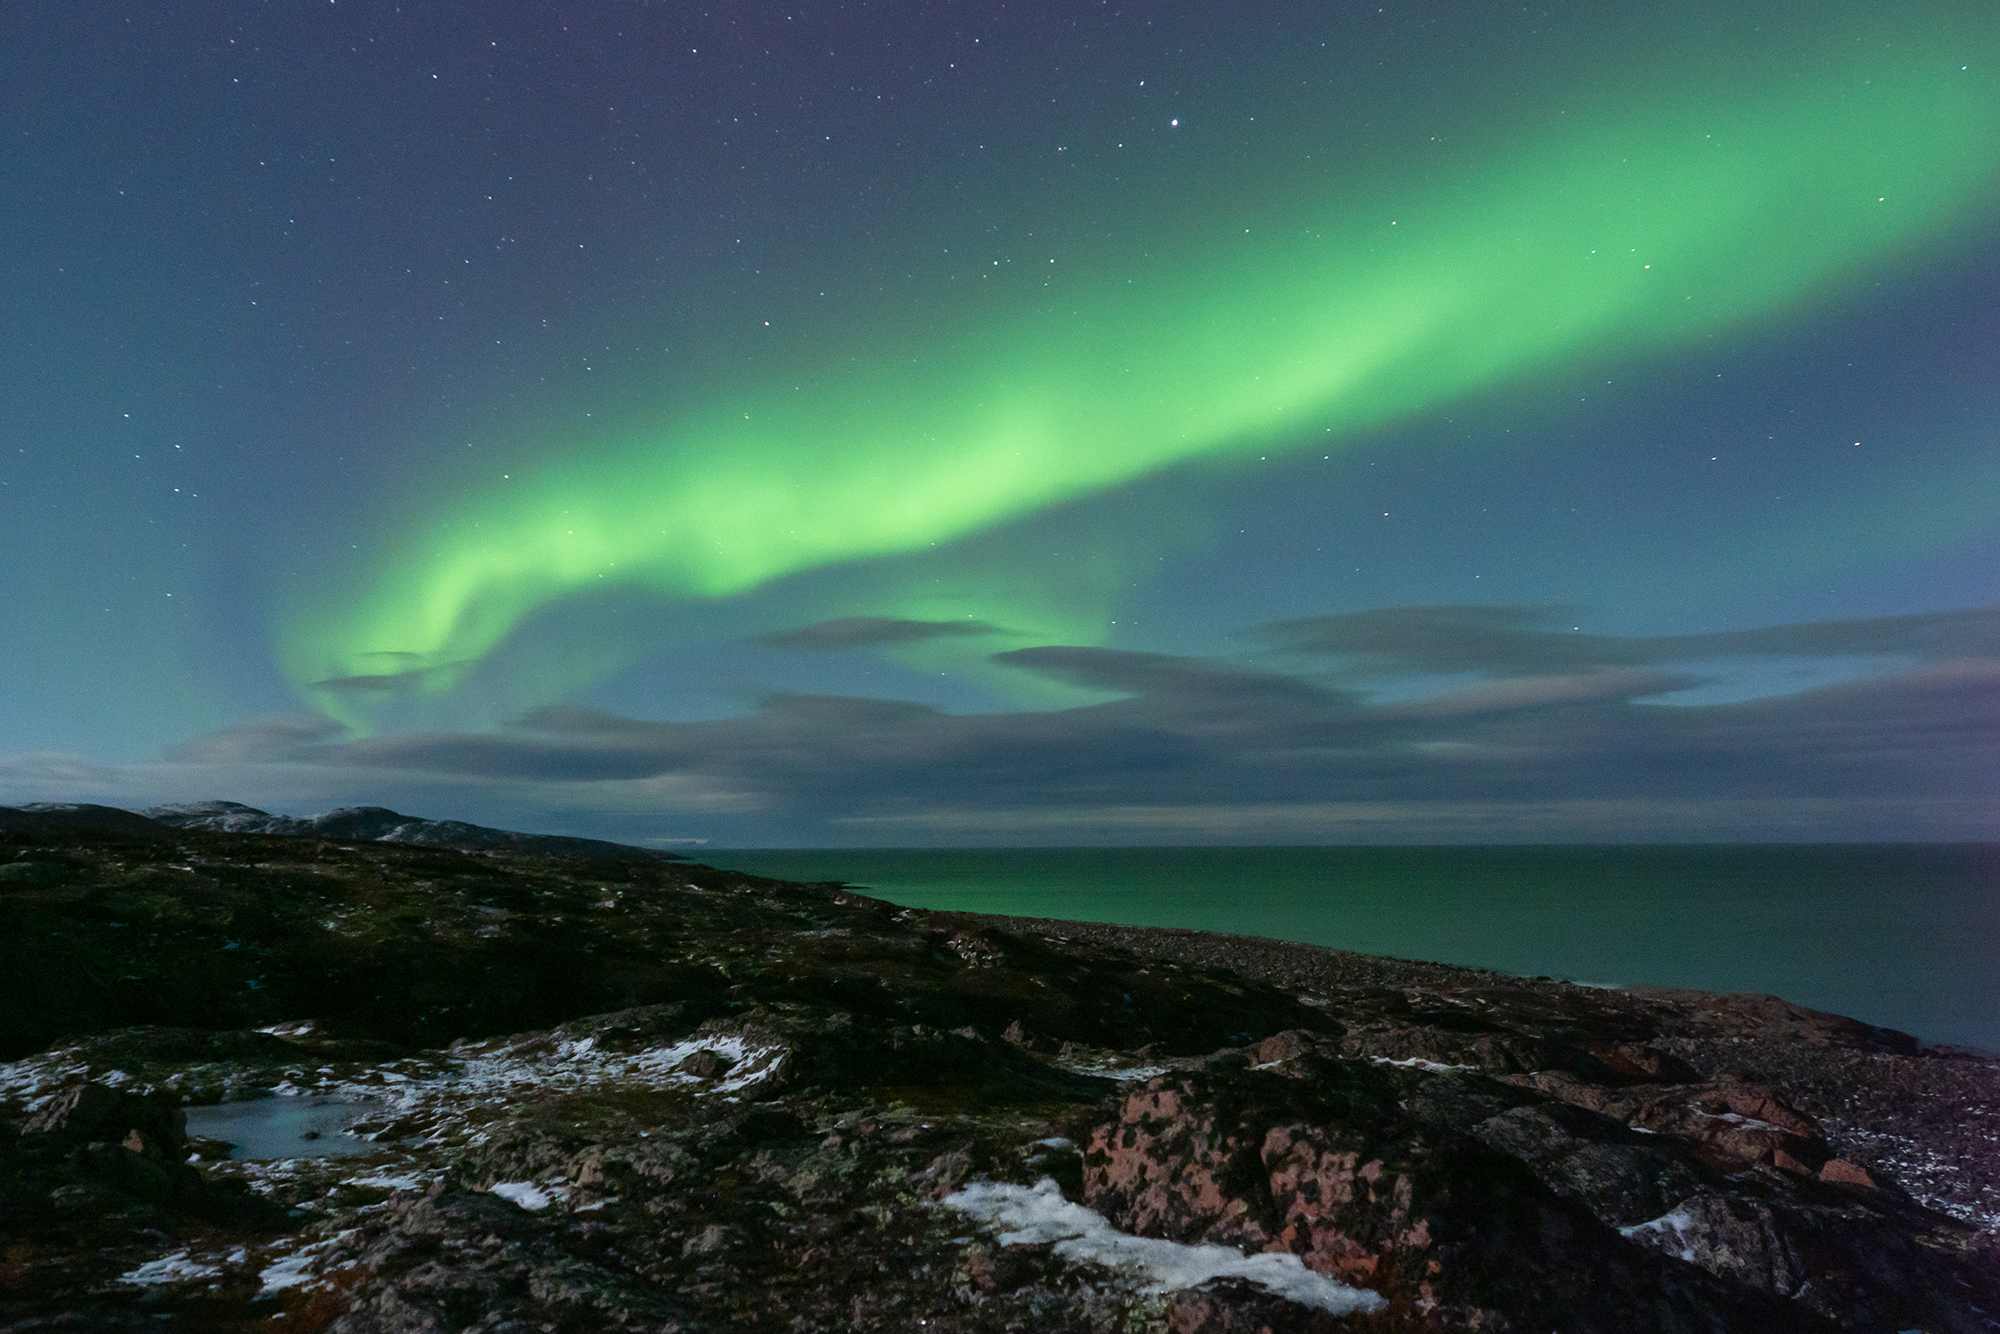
695 845 2000 1053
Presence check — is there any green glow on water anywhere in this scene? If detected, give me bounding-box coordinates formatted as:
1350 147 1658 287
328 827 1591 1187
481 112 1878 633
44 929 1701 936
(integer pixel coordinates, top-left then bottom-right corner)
696 845 2000 1053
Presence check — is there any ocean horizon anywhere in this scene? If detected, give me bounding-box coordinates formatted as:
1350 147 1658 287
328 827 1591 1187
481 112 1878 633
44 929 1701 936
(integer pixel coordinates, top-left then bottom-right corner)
695 843 2000 1054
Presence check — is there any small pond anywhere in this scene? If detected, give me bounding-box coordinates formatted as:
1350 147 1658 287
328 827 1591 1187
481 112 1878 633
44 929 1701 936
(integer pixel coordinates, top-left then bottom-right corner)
183 1094 388 1160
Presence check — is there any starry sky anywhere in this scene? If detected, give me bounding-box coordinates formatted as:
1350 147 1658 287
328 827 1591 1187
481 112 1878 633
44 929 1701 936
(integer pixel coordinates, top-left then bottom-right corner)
3 0 1997 845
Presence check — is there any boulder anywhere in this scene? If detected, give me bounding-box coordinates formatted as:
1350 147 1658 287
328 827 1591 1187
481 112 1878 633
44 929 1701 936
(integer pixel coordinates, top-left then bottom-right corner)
21 1082 187 1160
1082 1062 1825 1331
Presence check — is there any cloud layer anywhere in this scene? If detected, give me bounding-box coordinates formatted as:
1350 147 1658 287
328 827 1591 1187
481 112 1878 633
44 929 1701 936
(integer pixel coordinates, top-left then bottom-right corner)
1259 605 2000 675
23 605 1985 846
756 617 1006 651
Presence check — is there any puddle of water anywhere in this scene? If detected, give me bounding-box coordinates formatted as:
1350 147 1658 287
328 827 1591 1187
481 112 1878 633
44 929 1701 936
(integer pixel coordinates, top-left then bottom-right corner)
184 1095 387 1160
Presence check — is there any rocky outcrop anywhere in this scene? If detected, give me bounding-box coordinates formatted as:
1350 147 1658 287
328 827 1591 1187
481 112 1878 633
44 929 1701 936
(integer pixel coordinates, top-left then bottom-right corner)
1081 1050 1817 1331
1 806 1995 1332
21 1081 189 1160
1502 1069 1876 1184
1075 1034 1997 1332
9 1079 274 1235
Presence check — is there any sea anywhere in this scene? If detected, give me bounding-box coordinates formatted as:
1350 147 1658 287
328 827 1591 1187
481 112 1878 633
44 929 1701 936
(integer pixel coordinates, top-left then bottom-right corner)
694 845 2000 1055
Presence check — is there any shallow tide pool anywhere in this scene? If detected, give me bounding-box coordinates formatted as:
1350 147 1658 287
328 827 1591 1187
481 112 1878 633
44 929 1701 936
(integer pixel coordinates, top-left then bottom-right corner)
184 1094 386 1160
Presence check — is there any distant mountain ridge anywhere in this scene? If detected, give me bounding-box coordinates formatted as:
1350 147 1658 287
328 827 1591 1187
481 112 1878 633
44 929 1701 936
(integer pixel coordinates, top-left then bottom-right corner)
0 800 683 861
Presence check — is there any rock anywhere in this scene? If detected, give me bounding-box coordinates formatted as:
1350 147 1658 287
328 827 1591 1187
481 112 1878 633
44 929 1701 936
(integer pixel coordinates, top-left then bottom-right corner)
1253 1030 1314 1067
1078 1058 1965 1330
682 1222 733 1256
672 1047 735 1079
1591 1042 1705 1083
80 1139 178 1203
1472 1101 1718 1226
1166 1278 1341 1334
22 1082 187 1160
961 1241 1053 1295
1622 1195 1807 1295
1508 1071 1837 1173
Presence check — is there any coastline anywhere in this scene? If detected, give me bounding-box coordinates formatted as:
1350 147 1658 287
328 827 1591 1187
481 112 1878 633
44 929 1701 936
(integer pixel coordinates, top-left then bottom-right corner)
697 842 2000 1054
946 908 2000 1236
5 802 1997 1329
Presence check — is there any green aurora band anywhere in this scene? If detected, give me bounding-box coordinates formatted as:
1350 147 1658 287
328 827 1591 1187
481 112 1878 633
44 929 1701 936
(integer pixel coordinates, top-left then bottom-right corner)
287 24 2000 717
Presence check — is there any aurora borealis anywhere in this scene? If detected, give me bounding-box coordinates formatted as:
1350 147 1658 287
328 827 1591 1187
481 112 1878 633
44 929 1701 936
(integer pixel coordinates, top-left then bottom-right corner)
288 11 2000 710
3 0 1997 844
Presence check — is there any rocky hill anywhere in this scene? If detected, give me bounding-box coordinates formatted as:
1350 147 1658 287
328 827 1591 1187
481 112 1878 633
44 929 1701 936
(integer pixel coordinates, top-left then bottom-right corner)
1 803 1994 1332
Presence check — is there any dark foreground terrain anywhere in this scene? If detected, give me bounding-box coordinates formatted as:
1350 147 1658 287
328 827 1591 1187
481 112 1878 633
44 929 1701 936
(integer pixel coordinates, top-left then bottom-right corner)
2 801 1995 1333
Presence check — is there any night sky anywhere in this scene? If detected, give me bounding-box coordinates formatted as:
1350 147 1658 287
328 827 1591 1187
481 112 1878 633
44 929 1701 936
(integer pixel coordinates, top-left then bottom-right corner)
4 1 1997 845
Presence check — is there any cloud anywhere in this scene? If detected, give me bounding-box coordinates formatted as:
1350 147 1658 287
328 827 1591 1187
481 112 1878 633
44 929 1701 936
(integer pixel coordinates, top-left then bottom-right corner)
18 606 1992 846
308 673 425 695
1380 669 1698 717
166 715 348 764
1260 605 2000 676
0 752 137 804
306 659 476 695
756 617 1005 650
992 646 1356 711
227 611 2000 840
832 796 1997 844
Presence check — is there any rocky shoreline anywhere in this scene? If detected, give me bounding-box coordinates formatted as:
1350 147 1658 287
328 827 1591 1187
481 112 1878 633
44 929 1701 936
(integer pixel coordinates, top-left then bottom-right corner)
2 802 1995 1331
951 912 2000 1236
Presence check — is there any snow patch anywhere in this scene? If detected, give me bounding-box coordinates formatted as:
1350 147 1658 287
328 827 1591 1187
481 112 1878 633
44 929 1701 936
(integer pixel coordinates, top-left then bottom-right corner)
257 1246 324 1295
945 1178 1385 1315
631 1035 783 1091
1693 1109 1786 1133
1052 1048 1169 1082
119 1250 220 1285
490 1180 556 1211
254 1237 352 1296
1370 1056 1474 1073
1619 1207 1699 1263
345 1171 427 1191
